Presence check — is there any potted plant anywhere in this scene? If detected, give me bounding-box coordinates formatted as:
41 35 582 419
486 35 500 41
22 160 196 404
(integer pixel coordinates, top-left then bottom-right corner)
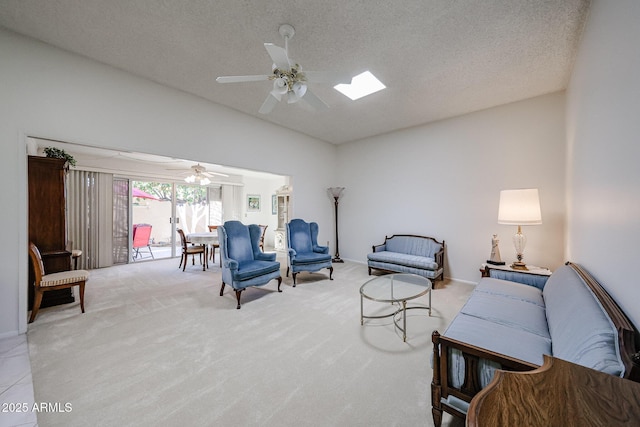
43 147 76 170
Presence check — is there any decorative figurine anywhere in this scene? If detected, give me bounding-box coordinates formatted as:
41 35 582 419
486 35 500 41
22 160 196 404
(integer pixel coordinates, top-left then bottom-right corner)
487 234 505 265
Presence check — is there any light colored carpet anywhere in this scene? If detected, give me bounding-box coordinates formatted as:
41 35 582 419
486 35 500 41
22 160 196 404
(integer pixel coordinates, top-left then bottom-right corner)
27 255 473 427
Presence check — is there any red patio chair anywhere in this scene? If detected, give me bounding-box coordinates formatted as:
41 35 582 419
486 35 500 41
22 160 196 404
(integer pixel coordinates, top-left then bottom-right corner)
132 223 154 261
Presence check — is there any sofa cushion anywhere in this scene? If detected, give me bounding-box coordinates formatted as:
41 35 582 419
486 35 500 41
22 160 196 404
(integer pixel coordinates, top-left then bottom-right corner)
543 265 625 376
460 292 550 339
475 277 545 308
292 251 331 265
444 313 550 366
384 235 441 258
233 260 281 281
367 251 438 270
488 269 549 290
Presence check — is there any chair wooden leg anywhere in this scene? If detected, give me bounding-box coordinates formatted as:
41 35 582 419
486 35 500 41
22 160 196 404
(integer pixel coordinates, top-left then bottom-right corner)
286 267 290 277
235 290 243 309
29 289 44 323
79 282 86 313
219 282 225 296
329 266 334 280
277 276 282 292
292 272 297 287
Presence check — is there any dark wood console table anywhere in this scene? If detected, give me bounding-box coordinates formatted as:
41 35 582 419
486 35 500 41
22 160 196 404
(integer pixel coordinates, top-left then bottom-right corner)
467 355 640 426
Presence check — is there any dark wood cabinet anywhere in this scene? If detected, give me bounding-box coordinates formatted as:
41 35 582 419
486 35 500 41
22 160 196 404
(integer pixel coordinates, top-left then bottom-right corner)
28 156 74 308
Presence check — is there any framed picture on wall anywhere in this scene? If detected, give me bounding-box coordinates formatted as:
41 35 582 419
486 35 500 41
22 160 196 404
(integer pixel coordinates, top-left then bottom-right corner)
247 194 261 212
271 194 277 215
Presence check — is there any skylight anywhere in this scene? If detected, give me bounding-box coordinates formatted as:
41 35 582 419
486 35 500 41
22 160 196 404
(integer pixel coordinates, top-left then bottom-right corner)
333 71 386 100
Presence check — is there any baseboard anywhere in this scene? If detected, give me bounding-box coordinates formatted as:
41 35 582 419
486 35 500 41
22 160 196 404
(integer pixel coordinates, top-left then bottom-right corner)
336 258 477 286
0 330 20 340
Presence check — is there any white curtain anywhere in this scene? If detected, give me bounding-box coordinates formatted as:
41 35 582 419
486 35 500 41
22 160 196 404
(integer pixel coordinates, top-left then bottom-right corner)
66 170 114 269
222 184 243 222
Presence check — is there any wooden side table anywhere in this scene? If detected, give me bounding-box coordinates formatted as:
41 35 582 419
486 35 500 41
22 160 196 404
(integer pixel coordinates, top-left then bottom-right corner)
480 263 552 278
480 263 552 289
467 355 640 426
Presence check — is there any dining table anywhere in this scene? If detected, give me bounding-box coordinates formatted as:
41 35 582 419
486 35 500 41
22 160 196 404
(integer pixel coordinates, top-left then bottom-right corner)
186 232 220 270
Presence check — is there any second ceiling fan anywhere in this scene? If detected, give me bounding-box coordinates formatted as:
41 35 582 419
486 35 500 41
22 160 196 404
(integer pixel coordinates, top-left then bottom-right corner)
216 24 351 114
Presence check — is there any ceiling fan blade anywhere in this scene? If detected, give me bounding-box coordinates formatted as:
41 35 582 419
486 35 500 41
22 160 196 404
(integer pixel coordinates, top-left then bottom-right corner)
202 171 229 178
301 88 329 111
264 43 290 71
303 71 352 85
216 75 271 83
259 92 281 114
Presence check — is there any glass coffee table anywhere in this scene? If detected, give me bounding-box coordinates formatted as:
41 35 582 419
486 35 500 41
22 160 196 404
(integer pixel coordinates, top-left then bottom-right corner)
360 273 432 342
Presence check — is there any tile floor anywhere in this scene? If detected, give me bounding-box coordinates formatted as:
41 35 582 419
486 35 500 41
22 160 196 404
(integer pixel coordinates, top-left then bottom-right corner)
0 334 37 427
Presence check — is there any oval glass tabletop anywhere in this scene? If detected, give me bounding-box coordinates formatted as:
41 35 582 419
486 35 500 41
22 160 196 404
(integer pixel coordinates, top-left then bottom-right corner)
360 273 431 303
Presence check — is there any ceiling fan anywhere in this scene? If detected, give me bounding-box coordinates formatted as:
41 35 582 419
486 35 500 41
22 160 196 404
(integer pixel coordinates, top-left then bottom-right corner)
168 163 228 185
216 24 351 114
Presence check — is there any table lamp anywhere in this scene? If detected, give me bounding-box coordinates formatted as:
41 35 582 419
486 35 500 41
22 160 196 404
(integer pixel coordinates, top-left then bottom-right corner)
497 188 542 270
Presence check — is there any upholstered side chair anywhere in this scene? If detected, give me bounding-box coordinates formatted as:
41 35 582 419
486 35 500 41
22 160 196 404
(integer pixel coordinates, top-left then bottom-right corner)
28 242 89 323
286 218 333 286
218 221 282 309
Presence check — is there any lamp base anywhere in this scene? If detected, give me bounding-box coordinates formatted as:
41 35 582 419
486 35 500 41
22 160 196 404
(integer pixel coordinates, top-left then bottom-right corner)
332 256 344 263
510 261 529 270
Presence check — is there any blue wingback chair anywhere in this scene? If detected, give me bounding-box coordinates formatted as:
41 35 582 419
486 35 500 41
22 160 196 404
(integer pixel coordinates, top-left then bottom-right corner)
219 221 282 309
286 219 333 286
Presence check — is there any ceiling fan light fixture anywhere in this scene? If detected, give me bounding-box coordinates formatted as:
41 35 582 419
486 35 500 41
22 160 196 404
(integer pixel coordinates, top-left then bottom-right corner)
216 23 347 114
293 81 307 98
273 77 288 94
334 70 386 100
184 175 196 183
199 177 211 186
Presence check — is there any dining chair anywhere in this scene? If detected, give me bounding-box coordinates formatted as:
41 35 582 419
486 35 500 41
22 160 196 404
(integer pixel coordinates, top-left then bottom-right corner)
207 225 221 267
258 224 268 251
177 228 206 271
28 242 89 323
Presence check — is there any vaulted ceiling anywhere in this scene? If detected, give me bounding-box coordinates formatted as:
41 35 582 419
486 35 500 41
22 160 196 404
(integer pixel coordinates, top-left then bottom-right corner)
0 0 590 144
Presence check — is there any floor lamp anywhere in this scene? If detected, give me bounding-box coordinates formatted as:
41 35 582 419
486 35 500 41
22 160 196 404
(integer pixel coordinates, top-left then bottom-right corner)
497 188 542 270
328 187 345 263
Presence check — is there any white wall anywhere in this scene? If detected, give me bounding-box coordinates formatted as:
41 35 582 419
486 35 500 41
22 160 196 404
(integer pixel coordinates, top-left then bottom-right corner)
0 28 337 337
242 176 287 248
566 0 640 328
337 93 567 282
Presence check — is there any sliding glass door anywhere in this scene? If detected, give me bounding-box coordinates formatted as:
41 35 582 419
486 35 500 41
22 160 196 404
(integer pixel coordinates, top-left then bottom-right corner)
129 181 222 262
131 181 174 260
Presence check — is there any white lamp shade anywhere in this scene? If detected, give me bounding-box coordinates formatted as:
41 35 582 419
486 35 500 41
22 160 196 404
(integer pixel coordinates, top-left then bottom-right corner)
328 187 345 199
498 189 542 225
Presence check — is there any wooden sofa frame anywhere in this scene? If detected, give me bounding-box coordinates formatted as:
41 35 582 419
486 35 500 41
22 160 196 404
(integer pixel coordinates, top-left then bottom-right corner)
368 234 445 281
431 262 640 426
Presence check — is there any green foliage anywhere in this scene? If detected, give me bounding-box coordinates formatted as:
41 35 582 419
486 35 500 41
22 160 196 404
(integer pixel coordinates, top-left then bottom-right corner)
44 147 77 166
133 181 208 204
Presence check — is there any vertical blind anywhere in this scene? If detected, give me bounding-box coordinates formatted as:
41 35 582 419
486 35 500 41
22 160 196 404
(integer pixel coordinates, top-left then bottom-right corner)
66 170 114 269
112 177 130 264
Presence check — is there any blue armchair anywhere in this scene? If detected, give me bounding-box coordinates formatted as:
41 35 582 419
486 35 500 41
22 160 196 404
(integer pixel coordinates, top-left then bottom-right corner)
286 219 333 286
219 221 282 309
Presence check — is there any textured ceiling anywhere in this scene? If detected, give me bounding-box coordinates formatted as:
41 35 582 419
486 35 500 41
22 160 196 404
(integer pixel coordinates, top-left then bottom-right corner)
0 0 590 144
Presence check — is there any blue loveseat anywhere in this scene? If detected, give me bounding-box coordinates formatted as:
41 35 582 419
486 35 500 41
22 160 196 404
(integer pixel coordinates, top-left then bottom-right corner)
431 262 640 426
367 234 444 281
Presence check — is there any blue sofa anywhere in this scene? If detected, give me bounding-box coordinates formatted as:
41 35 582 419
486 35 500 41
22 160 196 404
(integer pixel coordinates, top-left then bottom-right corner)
431 262 640 426
367 234 444 281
